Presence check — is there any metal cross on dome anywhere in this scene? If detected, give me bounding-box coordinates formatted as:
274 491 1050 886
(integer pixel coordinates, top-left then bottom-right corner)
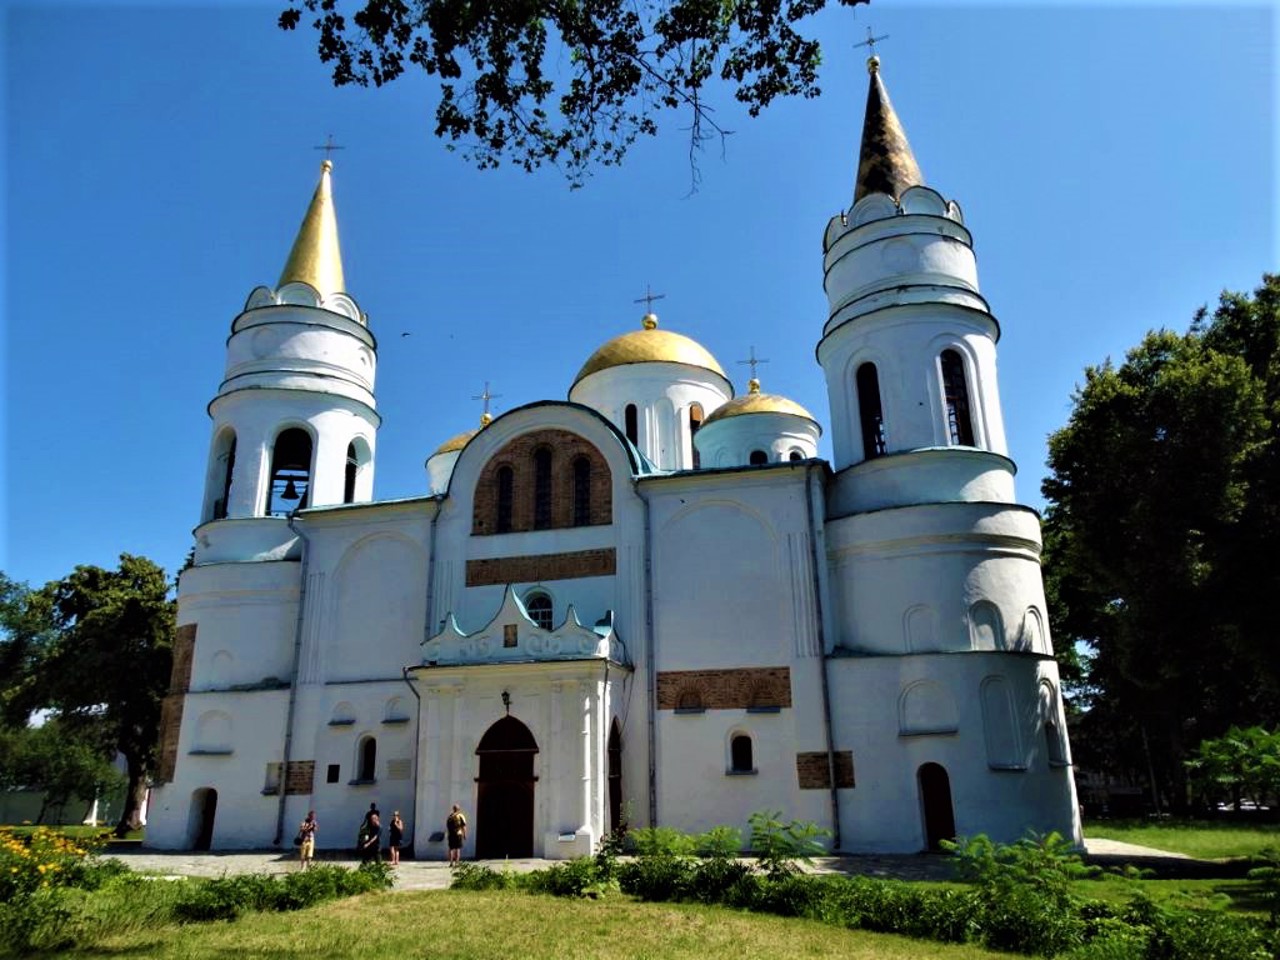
633 284 666 313
472 381 502 419
738 346 770 380
853 26 889 58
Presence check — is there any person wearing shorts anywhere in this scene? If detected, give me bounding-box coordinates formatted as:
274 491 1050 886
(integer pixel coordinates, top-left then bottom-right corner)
445 804 467 865
298 811 317 868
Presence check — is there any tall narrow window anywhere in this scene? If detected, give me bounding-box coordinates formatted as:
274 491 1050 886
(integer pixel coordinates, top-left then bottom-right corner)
624 404 639 445
689 403 704 468
730 734 754 773
267 428 312 516
357 736 377 781
343 442 358 504
525 592 553 630
940 350 975 446
749 449 768 466
213 432 236 520
533 447 553 529
496 466 514 533
856 362 887 459
572 456 592 526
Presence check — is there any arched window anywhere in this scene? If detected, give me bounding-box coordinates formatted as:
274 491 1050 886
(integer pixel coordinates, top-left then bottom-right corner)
788 450 803 463
749 449 768 466
496 466 514 533
268 428 312 516
343 442 358 504
357 736 377 781
624 404 639 445
856 362 887 459
730 734 754 773
689 403 704 468
940 349 975 446
572 456 592 526
525 592 553 630
533 447 553 529
211 430 236 521
675 687 704 714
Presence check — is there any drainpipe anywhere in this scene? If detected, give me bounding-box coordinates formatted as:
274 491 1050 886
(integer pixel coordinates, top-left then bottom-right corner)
404 496 442 853
275 512 311 847
805 464 841 850
401 665 422 846
635 481 658 828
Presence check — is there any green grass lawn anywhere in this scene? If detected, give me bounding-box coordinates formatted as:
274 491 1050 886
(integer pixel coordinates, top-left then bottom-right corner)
76 889 1013 960
3 823 144 842
1085 818 1280 860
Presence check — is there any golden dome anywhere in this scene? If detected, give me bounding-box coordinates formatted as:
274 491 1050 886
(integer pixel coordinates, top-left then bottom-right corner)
573 314 727 386
279 160 345 297
702 378 819 427
433 430 476 456
432 412 492 456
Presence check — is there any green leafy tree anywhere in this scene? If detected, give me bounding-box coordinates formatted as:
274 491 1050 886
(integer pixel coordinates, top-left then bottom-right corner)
0 720 124 824
1185 726 1280 811
0 574 55 727
1 556 176 835
279 0 868 186
1042 275 1280 809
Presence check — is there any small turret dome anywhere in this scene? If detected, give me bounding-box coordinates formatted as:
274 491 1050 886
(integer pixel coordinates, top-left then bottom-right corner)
702 378 819 429
573 314 726 386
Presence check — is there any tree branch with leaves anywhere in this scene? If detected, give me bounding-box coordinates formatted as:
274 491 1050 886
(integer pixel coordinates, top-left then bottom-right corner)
279 0 868 186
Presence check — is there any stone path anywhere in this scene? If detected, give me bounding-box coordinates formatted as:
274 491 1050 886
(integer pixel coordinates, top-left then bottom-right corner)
102 836 1223 890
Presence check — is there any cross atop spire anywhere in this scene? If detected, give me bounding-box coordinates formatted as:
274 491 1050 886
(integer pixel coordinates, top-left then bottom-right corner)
313 134 345 162
853 26 889 61
738 346 770 382
472 381 502 426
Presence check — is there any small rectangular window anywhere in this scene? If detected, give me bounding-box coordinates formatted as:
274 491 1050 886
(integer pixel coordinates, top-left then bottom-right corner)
326 763 340 784
503 624 518 648
263 762 282 794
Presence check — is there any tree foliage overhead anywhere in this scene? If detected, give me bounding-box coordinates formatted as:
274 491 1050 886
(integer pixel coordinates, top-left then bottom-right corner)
1042 274 1280 810
0 556 175 835
279 0 868 185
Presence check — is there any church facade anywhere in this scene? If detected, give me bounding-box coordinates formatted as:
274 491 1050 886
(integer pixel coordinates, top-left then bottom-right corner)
145 58 1082 857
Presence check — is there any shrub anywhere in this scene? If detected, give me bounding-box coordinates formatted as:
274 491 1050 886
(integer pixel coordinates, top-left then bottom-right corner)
747 810 829 880
617 850 697 902
449 862 517 891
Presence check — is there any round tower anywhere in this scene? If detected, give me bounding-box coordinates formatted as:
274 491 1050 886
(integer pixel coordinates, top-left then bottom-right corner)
195 160 379 563
818 56 1011 515
569 313 732 471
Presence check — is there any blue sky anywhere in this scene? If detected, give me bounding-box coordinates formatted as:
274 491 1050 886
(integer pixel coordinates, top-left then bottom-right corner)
3 1 1275 588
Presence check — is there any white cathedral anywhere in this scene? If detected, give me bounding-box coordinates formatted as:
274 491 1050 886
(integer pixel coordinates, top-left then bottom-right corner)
146 57 1082 857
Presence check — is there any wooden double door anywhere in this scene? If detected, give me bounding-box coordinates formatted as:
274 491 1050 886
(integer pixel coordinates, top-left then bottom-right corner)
475 717 537 859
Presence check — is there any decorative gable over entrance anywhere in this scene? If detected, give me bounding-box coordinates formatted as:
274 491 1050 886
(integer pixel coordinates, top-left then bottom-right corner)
407 585 632 860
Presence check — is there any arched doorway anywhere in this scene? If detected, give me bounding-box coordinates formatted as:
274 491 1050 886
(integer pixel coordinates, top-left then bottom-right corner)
475 716 538 858
189 788 217 851
607 720 622 833
917 763 955 851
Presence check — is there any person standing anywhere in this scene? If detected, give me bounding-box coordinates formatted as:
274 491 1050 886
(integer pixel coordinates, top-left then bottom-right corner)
359 803 382 861
388 811 404 865
297 810 317 869
445 804 467 865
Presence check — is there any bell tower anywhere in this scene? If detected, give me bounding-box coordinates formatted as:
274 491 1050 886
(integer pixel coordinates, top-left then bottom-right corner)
817 56 1012 514
195 160 379 561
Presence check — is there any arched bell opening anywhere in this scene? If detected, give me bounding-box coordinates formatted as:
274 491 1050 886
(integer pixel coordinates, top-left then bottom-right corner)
267 427 313 515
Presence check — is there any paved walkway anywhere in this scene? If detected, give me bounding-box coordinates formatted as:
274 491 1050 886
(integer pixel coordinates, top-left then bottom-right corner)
101 836 1220 890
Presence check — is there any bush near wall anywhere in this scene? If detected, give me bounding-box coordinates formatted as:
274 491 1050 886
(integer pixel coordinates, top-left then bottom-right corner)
450 821 1280 960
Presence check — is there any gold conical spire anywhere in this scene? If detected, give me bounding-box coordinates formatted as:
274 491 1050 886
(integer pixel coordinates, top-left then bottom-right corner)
278 160 345 296
853 57 924 204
